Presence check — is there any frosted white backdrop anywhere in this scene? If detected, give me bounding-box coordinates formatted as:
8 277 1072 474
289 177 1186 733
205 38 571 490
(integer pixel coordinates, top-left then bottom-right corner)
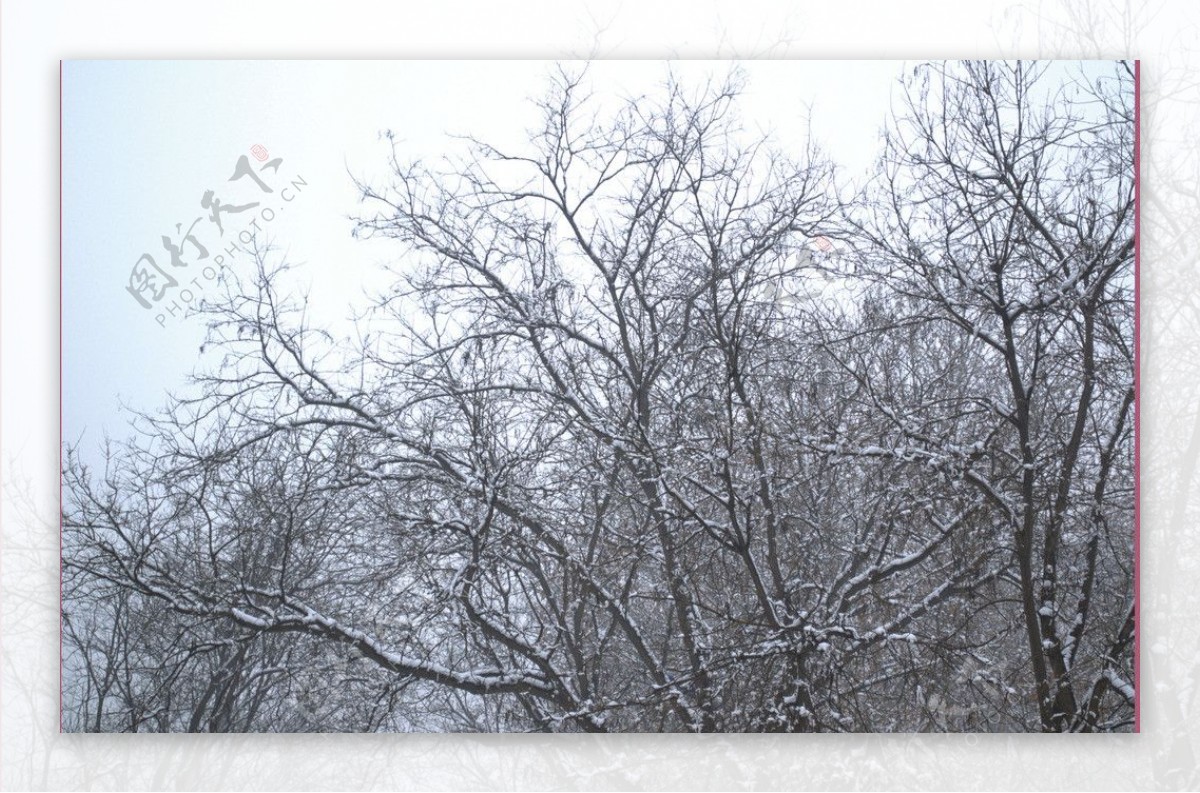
3 0 1197 789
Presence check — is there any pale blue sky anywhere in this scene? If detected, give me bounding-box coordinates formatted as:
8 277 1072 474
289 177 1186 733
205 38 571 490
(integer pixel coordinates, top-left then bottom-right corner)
59 59 989 454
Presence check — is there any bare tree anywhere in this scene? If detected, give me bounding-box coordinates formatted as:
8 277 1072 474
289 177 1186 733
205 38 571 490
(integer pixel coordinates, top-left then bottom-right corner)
841 60 1135 731
63 62 1135 732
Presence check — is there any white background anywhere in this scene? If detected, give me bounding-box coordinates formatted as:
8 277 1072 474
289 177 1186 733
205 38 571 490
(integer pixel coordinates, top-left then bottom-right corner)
3 0 1198 789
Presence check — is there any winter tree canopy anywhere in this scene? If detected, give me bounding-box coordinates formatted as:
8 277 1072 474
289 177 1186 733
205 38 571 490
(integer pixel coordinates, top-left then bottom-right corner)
62 60 1135 732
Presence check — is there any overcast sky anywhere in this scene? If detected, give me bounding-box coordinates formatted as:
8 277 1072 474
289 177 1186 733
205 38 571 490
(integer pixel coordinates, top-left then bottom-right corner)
60 59 972 453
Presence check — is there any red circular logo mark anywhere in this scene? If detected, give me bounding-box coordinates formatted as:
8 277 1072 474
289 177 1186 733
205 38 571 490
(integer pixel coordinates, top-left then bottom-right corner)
251 144 269 162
